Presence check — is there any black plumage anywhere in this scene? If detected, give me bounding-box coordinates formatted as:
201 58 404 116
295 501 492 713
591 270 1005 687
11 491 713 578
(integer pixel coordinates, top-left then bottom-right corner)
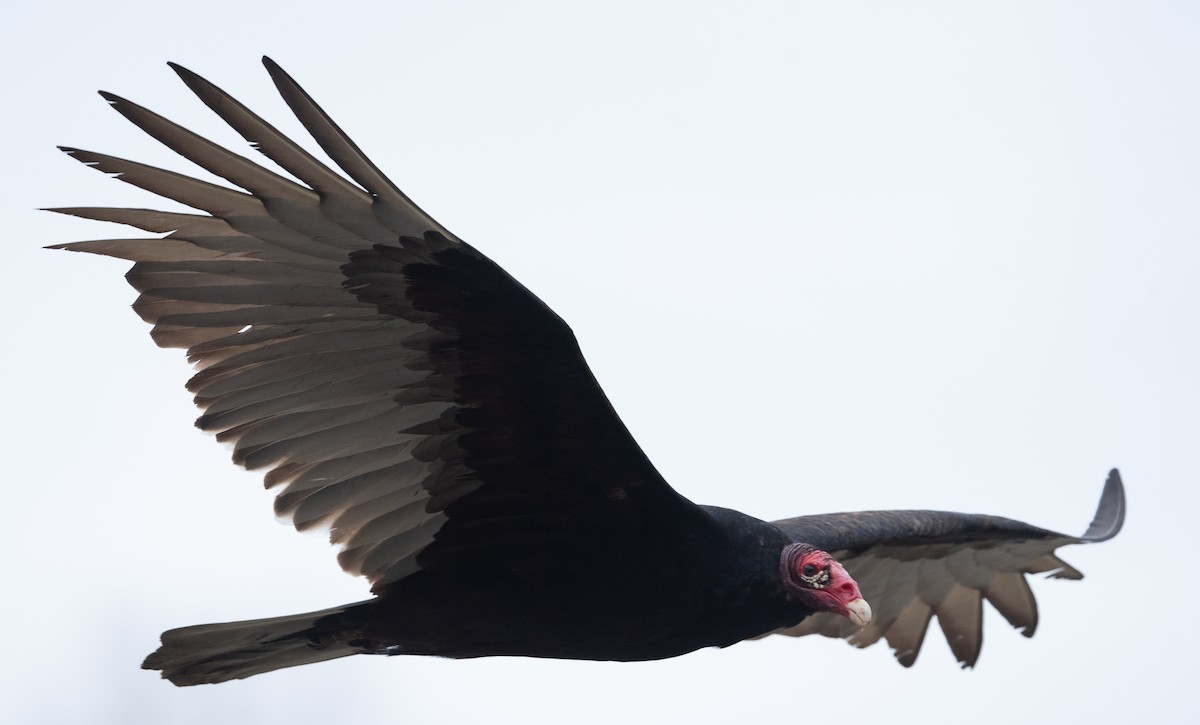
52 59 1125 686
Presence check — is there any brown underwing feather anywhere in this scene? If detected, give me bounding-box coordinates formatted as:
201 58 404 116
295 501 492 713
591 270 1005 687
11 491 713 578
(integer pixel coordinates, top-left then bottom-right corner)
261 58 451 242
167 63 378 207
984 571 1038 636
47 207 223 234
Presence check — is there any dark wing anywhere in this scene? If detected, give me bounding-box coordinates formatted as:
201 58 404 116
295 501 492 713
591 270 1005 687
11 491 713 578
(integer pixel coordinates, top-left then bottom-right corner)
768 469 1124 667
51 59 711 590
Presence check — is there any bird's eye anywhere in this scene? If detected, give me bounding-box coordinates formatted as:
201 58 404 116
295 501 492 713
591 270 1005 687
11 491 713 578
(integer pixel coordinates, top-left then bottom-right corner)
802 563 818 577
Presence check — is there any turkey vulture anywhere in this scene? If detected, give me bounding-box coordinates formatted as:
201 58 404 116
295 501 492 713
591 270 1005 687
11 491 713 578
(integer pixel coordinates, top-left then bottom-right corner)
51 59 1125 686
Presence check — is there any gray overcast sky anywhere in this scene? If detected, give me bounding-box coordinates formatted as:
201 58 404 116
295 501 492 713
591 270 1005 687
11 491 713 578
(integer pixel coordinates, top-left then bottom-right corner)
3 1 1195 723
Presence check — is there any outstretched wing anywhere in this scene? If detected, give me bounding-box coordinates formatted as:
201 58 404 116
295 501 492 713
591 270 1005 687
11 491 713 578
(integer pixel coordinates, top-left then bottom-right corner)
768 469 1124 667
52 59 709 590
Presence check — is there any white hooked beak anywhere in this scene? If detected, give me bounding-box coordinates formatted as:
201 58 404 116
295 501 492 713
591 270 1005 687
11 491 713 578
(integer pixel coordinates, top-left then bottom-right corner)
845 598 872 627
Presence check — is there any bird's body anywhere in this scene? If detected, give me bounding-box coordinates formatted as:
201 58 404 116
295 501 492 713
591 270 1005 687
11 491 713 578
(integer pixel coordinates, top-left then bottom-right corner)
141 505 812 683
54 59 1124 686
365 505 802 661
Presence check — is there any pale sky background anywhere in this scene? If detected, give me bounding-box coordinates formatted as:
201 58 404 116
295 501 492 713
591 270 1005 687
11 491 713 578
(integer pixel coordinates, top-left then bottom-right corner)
3 2 1196 723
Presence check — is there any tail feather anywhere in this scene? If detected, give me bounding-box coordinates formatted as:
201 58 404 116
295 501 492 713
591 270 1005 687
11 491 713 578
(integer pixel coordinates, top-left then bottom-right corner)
143 601 371 686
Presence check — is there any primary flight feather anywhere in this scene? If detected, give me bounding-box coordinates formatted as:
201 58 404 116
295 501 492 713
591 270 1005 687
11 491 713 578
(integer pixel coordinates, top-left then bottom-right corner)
51 59 1124 686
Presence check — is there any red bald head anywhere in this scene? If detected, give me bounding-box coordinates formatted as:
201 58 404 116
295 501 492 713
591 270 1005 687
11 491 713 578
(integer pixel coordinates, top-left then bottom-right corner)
779 544 871 626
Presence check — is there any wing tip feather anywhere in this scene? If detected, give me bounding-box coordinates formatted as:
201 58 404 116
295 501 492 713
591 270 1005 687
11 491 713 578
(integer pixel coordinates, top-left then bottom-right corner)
168 61 214 97
1081 468 1125 542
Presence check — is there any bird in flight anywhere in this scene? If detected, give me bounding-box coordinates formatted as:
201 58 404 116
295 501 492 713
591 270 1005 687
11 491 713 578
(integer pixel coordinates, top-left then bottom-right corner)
51 58 1125 686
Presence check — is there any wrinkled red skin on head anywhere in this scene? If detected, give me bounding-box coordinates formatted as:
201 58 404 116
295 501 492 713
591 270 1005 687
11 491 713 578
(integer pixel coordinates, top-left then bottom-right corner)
779 546 865 619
